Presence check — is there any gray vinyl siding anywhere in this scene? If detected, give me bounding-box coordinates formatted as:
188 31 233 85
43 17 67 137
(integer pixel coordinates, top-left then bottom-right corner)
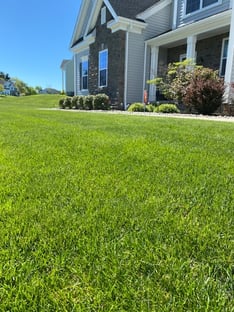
65 60 74 94
177 0 230 27
74 49 89 96
144 4 173 40
141 5 172 94
126 32 145 104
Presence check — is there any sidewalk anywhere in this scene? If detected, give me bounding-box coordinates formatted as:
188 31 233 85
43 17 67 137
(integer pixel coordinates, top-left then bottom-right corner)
52 108 234 123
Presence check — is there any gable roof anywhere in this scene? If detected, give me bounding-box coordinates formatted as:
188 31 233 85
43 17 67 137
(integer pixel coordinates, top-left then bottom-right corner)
109 0 160 20
70 0 160 49
70 0 93 49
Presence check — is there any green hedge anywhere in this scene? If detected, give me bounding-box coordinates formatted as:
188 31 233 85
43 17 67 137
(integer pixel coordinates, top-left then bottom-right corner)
59 94 110 110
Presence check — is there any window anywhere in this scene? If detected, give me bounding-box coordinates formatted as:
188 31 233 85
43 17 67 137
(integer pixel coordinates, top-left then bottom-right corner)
101 7 106 25
99 49 108 87
186 0 219 14
180 53 187 61
81 59 88 90
220 38 229 77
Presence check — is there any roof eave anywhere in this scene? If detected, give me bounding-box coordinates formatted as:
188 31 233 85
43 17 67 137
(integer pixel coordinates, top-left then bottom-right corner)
108 16 147 34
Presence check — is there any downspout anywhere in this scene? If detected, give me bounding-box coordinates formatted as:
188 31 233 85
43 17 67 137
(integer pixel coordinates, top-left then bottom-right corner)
172 0 178 29
73 54 77 95
224 0 234 103
124 31 129 110
142 42 147 103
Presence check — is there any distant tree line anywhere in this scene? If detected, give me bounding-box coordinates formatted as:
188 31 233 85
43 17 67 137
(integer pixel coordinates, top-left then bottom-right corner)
0 71 42 95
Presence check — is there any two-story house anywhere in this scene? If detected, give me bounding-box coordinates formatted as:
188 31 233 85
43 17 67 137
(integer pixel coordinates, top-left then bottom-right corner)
65 0 234 108
0 80 18 95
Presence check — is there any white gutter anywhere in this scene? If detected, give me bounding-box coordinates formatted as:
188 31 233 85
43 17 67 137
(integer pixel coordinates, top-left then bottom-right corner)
124 31 129 110
224 0 234 102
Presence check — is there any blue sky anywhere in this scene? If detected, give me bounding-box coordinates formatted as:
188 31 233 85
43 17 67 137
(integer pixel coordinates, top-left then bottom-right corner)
0 0 81 90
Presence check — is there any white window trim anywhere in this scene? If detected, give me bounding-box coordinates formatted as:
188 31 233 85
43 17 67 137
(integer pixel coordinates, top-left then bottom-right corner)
180 53 187 61
184 0 221 17
81 56 88 91
99 49 108 88
220 38 229 77
101 6 106 25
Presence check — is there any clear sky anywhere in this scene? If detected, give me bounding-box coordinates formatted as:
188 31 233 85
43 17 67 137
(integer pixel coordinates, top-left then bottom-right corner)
0 0 82 91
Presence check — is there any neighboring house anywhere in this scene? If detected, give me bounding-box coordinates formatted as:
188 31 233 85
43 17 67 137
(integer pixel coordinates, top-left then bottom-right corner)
39 88 60 95
65 0 234 108
60 59 74 96
0 80 18 95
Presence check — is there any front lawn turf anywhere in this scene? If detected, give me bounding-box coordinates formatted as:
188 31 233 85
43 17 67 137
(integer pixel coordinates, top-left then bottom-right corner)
0 95 233 311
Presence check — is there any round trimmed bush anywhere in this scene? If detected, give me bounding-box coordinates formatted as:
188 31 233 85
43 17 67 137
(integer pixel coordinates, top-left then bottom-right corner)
63 97 72 109
128 103 153 112
154 104 180 113
84 95 94 110
59 98 65 109
72 96 79 109
93 94 109 110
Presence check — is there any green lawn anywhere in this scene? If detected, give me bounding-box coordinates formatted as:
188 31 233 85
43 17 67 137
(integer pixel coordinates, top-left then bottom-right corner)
0 95 233 311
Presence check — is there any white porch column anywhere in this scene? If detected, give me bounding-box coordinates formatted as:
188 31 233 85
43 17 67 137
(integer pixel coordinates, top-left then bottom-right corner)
61 69 65 93
186 35 197 62
149 46 159 102
224 0 234 102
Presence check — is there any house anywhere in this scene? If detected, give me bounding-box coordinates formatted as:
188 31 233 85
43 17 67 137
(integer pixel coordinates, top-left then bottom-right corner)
0 79 18 95
60 59 74 96
65 0 234 108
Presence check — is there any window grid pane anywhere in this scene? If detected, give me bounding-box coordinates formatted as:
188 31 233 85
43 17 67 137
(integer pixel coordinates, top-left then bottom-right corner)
186 0 218 14
220 39 229 77
81 60 88 90
203 0 218 7
99 50 108 87
186 0 200 14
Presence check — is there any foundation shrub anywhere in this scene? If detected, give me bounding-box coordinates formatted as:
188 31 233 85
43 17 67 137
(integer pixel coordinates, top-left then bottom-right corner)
84 95 94 110
148 60 225 114
59 98 65 109
147 104 155 112
93 94 110 110
128 103 153 112
63 97 72 109
155 103 180 113
183 68 225 115
58 94 110 110
71 96 79 109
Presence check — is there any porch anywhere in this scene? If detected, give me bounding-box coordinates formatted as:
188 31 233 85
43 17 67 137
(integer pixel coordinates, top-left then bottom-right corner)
146 9 234 104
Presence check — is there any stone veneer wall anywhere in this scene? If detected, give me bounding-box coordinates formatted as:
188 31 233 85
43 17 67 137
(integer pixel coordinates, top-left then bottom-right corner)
167 33 228 71
196 33 229 70
88 7 126 105
167 45 187 64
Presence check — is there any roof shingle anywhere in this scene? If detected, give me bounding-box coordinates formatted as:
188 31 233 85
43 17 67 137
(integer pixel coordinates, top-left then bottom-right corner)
109 0 160 19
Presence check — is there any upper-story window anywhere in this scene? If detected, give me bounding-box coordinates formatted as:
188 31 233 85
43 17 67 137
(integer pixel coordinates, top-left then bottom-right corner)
186 0 219 15
99 49 108 87
101 7 106 25
220 38 228 77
